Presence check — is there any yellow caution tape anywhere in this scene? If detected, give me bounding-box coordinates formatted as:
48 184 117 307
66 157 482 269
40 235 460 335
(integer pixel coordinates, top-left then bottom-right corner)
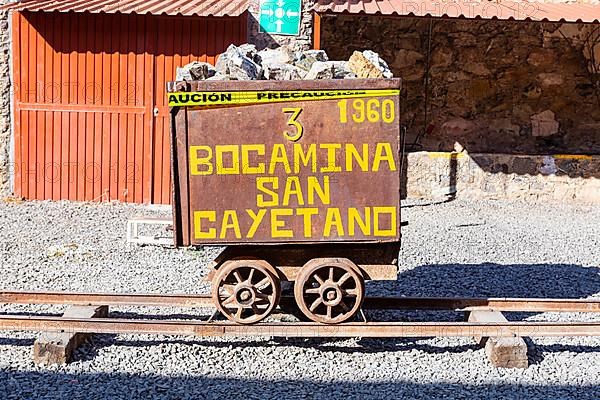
553 154 593 160
168 89 400 107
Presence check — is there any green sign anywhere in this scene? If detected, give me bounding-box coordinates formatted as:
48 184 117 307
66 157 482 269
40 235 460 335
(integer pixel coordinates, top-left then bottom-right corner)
259 0 302 36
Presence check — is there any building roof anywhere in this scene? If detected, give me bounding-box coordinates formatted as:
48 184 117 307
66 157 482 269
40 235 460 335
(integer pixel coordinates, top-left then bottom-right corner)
0 0 249 17
314 0 600 23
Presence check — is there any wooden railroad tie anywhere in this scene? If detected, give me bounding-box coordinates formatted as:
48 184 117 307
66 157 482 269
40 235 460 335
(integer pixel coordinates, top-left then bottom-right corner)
33 305 109 365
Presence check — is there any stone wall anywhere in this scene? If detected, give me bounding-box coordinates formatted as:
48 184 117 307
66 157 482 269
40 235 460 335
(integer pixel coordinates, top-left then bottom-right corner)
405 152 600 204
248 0 315 50
0 6 10 196
321 15 600 155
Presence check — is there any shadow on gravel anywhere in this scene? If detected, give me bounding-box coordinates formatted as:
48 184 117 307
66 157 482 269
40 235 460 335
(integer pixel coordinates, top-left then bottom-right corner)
368 262 600 299
70 336 483 363
0 370 598 400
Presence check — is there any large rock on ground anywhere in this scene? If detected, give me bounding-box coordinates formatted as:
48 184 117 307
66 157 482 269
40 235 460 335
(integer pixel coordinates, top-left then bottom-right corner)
216 44 263 80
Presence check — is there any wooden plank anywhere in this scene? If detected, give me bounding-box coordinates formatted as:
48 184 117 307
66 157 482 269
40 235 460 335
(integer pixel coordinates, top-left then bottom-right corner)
468 311 529 369
181 17 191 67
126 16 137 203
117 18 128 202
18 15 28 198
161 17 176 205
76 15 86 202
93 18 103 202
12 13 22 196
101 14 112 202
33 305 108 365
313 12 321 50
232 16 241 46
206 18 216 66
44 15 54 200
35 15 45 199
109 16 119 202
16 102 146 113
67 15 78 201
199 16 207 60
153 17 166 204
240 11 248 44
85 16 96 202
56 14 72 200
142 17 155 204
27 16 37 198
134 16 145 204
217 16 226 63
51 15 62 201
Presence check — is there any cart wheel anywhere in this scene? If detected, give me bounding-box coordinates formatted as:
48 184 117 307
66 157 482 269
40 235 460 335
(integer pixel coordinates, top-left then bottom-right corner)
212 259 281 325
294 258 365 324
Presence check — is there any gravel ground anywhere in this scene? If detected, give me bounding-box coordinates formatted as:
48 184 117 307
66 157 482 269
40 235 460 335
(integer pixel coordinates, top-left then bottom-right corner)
0 198 599 399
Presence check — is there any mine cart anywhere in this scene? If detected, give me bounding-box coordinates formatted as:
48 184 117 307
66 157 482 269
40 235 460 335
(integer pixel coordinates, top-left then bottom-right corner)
168 79 402 325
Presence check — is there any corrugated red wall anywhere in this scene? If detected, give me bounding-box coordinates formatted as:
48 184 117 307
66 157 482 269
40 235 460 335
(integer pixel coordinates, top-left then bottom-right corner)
12 11 247 204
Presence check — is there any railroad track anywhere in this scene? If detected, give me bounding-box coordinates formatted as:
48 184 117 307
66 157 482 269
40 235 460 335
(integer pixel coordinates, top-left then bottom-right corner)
2 291 600 312
0 291 599 338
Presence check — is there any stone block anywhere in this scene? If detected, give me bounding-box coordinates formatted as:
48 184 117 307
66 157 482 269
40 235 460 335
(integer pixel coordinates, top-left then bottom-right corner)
527 50 557 67
538 73 564 87
468 311 529 369
531 110 559 137
392 49 424 69
405 151 600 204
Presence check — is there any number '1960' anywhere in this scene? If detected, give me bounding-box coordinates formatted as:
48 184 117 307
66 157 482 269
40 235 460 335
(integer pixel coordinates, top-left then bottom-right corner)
337 99 396 124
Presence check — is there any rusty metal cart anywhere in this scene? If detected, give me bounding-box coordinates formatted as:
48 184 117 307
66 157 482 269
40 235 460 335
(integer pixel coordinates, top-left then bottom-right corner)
168 79 402 325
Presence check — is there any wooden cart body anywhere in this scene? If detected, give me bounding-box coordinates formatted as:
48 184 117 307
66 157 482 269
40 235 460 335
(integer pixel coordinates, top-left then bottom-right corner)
168 79 402 282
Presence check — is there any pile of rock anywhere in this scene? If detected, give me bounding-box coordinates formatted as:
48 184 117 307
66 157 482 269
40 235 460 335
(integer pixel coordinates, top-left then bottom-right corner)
175 44 393 81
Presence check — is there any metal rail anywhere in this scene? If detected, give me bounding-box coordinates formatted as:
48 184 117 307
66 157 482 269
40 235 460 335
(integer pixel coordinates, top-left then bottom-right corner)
0 315 599 338
1 291 600 313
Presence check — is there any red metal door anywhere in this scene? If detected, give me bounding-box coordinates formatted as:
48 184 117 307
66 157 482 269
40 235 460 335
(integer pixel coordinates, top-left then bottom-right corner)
12 12 247 204
12 12 154 203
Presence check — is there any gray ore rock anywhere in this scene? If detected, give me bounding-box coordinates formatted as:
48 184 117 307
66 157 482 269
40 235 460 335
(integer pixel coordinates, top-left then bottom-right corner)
362 50 393 78
258 46 295 67
186 61 217 80
175 67 192 82
216 44 263 80
304 61 335 80
294 49 329 71
331 61 357 79
264 63 306 80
